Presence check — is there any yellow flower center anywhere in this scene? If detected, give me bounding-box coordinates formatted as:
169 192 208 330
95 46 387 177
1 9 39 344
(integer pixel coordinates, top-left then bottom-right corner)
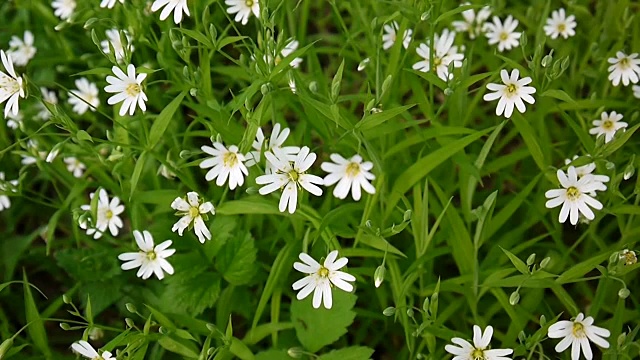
317 266 330 278
506 83 517 95
345 162 361 178
126 83 141 97
246 0 254 6
146 251 157 260
499 31 509 41
106 209 114 219
572 322 586 338
619 57 629 69
223 151 238 167
471 348 485 360
557 23 566 32
566 186 580 200
602 120 614 131
623 251 637 265
189 206 199 219
288 169 300 182
1 77 20 94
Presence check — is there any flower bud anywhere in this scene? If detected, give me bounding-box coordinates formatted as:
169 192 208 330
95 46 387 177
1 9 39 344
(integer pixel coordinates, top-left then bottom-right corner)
539 315 546 326
383 307 396 316
59 323 71 331
125 318 135 328
287 347 304 358
618 288 630 299
509 291 520 305
526 253 536 266
63 294 72 304
540 256 551 269
308 81 318 93
374 265 385 288
357 58 370 72
406 308 415 318
125 303 137 313
0 338 13 359
617 332 627 347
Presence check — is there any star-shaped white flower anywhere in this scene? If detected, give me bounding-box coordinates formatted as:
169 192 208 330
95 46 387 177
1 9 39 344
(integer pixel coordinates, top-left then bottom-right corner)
485 15 521 52
118 230 175 280
225 0 260 25
545 166 604 225
64 157 86 178
548 313 610 360
483 69 536 118
52 0 76 20
104 64 148 116
36 87 58 121
564 155 609 195
79 189 125 239
544 8 577 39
412 29 464 81
7 31 37 67
71 340 115 360
200 142 249 190
0 172 18 212
256 146 324 214
101 29 134 63
452 3 492 39
151 0 190 24
245 123 300 174
322 154 376 201
382 21 412 50
0 50 26 119
444 325 513 360
292 250 355 309
589 111 627 143
100 0 124 8
171 192 215 243
619 249 637 265
69 78 99 115
607 51 640 86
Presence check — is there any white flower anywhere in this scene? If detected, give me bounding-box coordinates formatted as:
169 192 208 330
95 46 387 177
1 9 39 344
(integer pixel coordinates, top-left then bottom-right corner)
52 0 76 20
64 157 86 178
46 148 60 163
118 230 175 280
0 50 25 118
619 249 637 266
483 69 536 118
80 189 125 239
444 325 513 360
36 87 58 120
104 64 148 116
245 123 300 174
292 250 355 309
607 52 640 86
545 166 604 225
7 31 37 67
200 142 249 190
71 340 115 360
322 154 375 201
256 146 324 214
280 39 302 68
564 155 609 195
452 3 492 39
633 85 640 98
151 0 190 24
69 78 99 115
382 21 412 50
225 0 259 25
485 15 521 52
589 111 627 143
544 8 577 39
412 29 464 81
171 192 215 243
357 57 370 72
101 29 134 63
288 78 297 94
100 0 124 8
6 111 23 130
0 172 18 212
548 313 610 360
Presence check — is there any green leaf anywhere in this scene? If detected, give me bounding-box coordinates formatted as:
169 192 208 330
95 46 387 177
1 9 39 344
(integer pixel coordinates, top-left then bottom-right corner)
556 252 611 284
434 4 478 24
511 113 547 171
147 91 186 149
541 89 575 103
356 104 415 131
129 151 147 201
217 197 284 215
72 67 112 76
215 232 257 285
407 69 447 90
255 350 290 360
216 36 249 49
76 130 93 142
173 28 212 47
56 248 121 282
318 346 375 360
599 123 640 157
359 234 406 257
161 261 222 316
331 59 345 102
23 271 50 357
500 247 530 275
157 335 199 359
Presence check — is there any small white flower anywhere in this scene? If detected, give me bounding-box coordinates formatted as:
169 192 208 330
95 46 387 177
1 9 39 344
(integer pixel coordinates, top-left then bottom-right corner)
607 52 640 86
200 142 249 190
225 0 260 25
6 111 23 130
483 69 536 118
64 157 86 178
0 50 26 118
36 87 58 120
52 0 76 20
46 148 60 163
382 21 412 50
633 85 640 98
100 0 124 9
288 78 297 94
171 192 215 243
589 111 627 143
0 172 18 212
256 146 324 214
485 15 521 52
452 3 492 39
292 250 355 309
280 39 303 68
444 325 513 360
71 340 115 360
104 64 148 116
151 0 190 24
69 78 100 115
101 29 134 63
544 8 577 39
118 230 175 280
80 189 125 239
322 154 375 201
412 29 464 81
564 155 609 195
619 249 637 265
357 57 370 72
245 123 300 174
545 166 604 225
7 31 37 67
548 313 610 360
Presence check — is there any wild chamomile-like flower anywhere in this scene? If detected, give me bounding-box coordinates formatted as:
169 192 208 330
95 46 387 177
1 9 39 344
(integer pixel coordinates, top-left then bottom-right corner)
245 123 300 174
607 51 640 86
200 142 249 190
564 156 609 195
483 69 536 118
280 39 303 68
589 111 627 143
71 340 115 360
412 29 464 81
382 21 412 50
544 8 577 39
225 0 259 25
118 230 175 280
52 0 76 20
79 189 125 239
36 87 58 120
0 50 26 118
545 166 604 225
256 147 324 214
7 31 37 67
64 157 86 178
548 313 610 360
101 29 134 63
100 0 124 9
292 250 355 309
104 64 148 116
321 154 376 201
0 172 18 212
151 0 190 24
69 78 99 115
485 15 521 52
171 192 215 243
444 325 513 360
452 3 492 39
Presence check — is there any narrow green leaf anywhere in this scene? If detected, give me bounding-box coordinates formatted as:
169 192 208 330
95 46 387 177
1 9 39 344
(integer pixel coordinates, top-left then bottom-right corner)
173 28 212 47
434 4 479 24
216 36 249 49
500 247 530 275
331 59 345 102
157 335 199 359
599 123 640 157
318 346 375 360
129 151 147 201
356 104 415 131
511 113 546 171
23 271 50 357
76 130 93 142
147 91 186 149
556 252 610 284
541 89 575 103
406 69 447 90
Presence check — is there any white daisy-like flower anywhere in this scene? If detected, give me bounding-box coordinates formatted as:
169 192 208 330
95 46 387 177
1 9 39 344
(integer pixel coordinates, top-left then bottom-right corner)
412 29 464 81
589 111 628 143
225 0 259 25
483 69 536 118
200 142 249 190
485 15 521 52
118 230 175 280
104 64 148 116
36 87 58 120
64 157 86 178
80 189 125 239
245 123 300 174
545 166 604 225
69 78 99 115
0 50 26 118
170 192 215 243
619 249 637 266
100 0 124 9
544 8 577 39
101 29 134 63
548 313 610 360
292 250 356 309
279 39 303 68
6 111 23 130
444 325 513 360
71 340 115 360
52 0 76 20
0 172 18 212
564 156 609 195
7 31 37 67
321 154 376 201
452 3 492 39
607 52 640 86
633 85 640 98
382 21 412 50
151 0 190 24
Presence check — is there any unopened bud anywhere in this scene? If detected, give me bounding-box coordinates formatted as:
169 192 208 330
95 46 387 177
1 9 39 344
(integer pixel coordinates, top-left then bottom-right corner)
624 164 635 180
541 54 553 67
526 253 536 266
59 323 71 331
406 308 415 318
374 265 385 288
308 81 318 93
520 32 527 47
539 315 546 326
618 288 630 299
287 347 304 358
420 10 431 21
125 303 137 313
509 291 520 305
444 88 454 96
63 294 72 304
357 58 370 72
617 332 627 347
0 338 13 359
540 256 551 269
383 307 396 316
125 318 135 328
